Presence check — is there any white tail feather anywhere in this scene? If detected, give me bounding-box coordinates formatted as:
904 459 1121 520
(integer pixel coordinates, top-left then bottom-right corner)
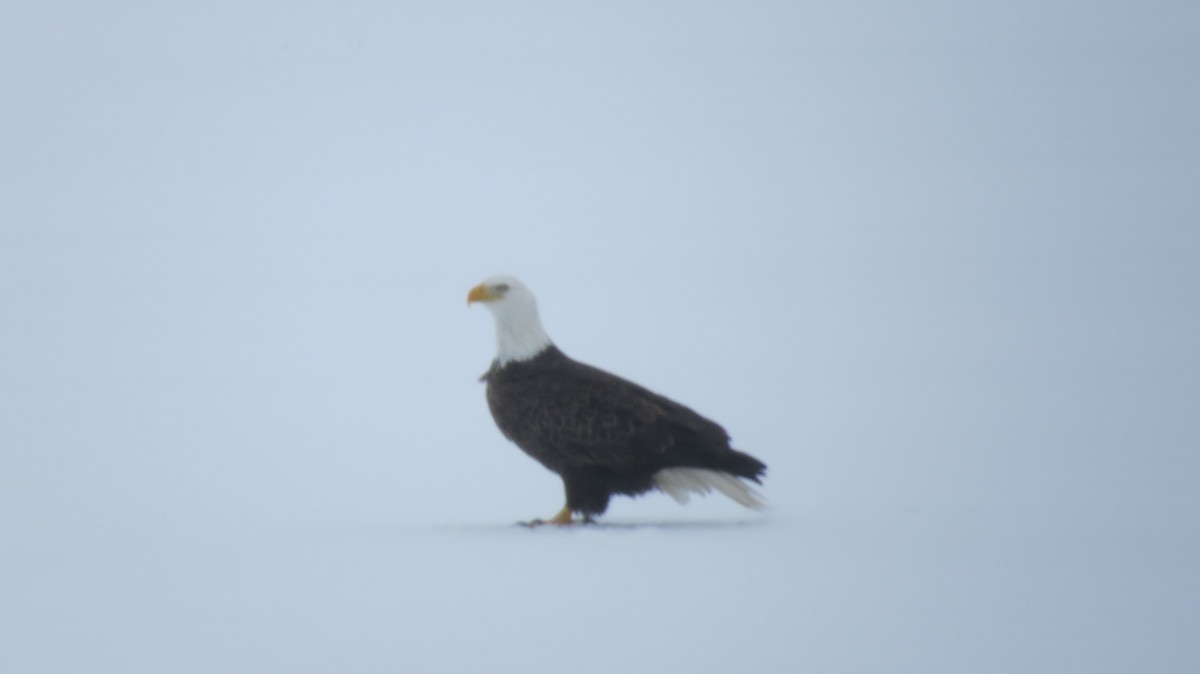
653 467 766 510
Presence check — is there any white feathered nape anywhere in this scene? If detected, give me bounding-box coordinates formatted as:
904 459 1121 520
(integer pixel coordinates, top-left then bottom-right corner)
475 274 552 365
653 468 766 509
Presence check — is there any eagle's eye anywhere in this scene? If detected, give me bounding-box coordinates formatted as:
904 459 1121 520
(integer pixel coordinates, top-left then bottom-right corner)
494 283 510 293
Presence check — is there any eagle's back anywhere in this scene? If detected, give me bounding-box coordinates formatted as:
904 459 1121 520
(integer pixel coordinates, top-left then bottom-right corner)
483 346 756 480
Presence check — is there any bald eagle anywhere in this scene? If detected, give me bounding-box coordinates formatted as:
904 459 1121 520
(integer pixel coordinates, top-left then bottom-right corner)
468 275 767 526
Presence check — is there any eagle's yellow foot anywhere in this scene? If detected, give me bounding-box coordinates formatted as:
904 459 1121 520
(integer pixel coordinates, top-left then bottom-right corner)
520 506 576 527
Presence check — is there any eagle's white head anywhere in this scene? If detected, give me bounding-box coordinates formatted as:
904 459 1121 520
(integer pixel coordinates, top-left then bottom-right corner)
467 274 553 364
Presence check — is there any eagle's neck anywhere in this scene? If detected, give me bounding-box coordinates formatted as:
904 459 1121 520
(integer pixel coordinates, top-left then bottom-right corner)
490 303 552 365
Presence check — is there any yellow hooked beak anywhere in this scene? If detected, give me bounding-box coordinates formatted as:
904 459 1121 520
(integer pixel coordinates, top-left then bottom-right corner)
467 283 501 305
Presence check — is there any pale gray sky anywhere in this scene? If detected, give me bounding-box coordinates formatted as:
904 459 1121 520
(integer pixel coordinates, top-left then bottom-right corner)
2 2 1197 672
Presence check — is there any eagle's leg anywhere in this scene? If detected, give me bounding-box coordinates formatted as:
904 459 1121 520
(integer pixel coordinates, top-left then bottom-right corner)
520 505 576 527
544 506 575 525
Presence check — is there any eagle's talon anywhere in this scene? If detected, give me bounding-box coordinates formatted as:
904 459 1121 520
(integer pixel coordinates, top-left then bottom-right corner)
519 507 576 528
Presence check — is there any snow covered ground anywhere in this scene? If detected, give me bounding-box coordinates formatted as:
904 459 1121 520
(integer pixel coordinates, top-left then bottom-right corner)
3 2 1198 672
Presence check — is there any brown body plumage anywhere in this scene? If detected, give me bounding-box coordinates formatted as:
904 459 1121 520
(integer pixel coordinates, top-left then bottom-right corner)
483 345 766 518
